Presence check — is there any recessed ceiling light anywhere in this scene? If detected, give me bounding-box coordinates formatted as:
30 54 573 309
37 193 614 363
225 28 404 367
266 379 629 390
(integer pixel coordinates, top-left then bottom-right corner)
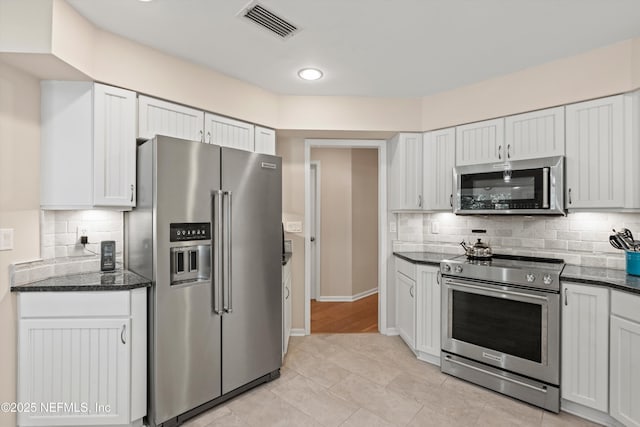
298 68 323 81
138 0 153 2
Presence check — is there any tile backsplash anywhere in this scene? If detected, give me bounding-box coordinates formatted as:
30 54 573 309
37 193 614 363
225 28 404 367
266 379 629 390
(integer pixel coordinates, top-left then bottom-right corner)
41 210 123 260
393 212 640 269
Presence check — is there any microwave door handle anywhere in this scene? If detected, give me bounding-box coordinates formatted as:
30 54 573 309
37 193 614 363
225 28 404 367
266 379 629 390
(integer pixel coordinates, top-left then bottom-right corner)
542 167 549 208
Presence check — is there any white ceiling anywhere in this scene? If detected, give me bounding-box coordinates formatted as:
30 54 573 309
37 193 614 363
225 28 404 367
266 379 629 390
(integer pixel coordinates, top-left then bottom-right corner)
67 0 640 97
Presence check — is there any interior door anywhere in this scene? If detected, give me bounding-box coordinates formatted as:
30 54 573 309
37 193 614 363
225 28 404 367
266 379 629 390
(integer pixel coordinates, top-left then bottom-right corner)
221 148 282 394
310 163 319 299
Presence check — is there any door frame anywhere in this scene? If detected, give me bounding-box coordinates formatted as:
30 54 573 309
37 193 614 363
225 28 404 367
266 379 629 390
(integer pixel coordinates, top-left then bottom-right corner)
304 139 388 335
309 161 321 300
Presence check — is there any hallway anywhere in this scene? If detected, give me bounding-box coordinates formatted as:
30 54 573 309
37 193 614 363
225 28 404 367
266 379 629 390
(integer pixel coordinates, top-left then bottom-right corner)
311 294 378 333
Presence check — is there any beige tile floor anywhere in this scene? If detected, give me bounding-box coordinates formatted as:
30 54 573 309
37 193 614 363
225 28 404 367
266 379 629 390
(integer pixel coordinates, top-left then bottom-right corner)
184 334 600 427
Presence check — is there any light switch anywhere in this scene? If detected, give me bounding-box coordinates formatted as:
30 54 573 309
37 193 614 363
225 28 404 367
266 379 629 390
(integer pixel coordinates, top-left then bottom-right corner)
0 228 14 251
285 221 303 233
389 222 397 233
431 222 440 234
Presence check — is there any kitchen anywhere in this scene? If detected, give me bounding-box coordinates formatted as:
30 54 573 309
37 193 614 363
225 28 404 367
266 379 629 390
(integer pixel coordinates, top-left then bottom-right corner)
2 0 640 426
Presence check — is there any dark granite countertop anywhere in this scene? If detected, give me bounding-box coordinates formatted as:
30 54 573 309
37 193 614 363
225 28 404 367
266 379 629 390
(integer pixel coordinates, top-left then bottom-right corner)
11 270 151 292
282 252 292 266
393 252 448 267
394 251 640 295
561 265 640 295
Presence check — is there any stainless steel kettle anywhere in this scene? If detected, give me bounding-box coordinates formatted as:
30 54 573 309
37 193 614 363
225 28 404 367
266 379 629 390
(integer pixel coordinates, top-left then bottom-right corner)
460 238 493 260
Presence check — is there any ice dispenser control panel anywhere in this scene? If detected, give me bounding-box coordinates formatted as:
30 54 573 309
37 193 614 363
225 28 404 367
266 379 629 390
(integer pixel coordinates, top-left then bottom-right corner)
169 222 211 285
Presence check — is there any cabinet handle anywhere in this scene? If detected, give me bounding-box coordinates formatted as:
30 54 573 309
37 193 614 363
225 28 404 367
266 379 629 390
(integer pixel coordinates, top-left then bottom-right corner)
449 194 453 208
507 144 511 159
418 195 422 208
564 288 568 306
498 145 502 160
409 285 414 298
199 130 204 142
121 324 127 344
437 270 441 285
207 131 211 144
285 286 290 300
130 184 134 203
568 188 572 205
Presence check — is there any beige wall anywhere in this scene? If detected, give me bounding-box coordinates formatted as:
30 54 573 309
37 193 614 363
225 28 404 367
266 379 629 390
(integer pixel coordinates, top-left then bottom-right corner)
311 148 353 297
351 149 378 296
0 61 41 427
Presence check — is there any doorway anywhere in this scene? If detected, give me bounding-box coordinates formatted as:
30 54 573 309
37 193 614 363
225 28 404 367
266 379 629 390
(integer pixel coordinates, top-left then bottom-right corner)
304 140 388 335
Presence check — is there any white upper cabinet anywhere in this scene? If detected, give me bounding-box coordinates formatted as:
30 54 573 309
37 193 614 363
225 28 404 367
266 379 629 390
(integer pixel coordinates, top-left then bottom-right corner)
423 128 455 211
254 126 276 155
504 106 565 160
388 133 423 210
138 95 204 141
455 118 504 166
41 81 136 210
561 283 609 412
204 113 255 151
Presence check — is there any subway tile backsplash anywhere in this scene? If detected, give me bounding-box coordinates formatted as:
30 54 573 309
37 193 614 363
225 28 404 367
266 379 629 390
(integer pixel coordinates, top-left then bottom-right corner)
394 212 640 270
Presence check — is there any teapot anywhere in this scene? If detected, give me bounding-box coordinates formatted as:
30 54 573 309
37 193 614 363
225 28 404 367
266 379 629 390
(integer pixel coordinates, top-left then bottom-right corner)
460 238 493 260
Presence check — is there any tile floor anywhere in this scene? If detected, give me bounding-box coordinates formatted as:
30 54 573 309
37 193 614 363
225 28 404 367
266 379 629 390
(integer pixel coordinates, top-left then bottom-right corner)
184 334 599 427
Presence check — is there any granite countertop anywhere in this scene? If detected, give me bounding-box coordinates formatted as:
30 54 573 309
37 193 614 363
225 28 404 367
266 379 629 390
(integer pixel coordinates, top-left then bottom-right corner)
394 251 640 295
561 265 640 295
282 252 292 266
393 252 451 267
11 270 151 292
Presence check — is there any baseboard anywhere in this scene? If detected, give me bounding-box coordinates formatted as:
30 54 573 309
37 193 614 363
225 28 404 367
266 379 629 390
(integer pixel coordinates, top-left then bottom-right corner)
561 399 623 426
381 327 399 336
289 328 306 337
416 351 441 367
315 288 378 303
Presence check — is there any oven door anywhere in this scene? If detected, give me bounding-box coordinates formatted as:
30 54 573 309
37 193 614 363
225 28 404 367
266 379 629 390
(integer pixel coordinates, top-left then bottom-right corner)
453 156 564 215
441 276 559 385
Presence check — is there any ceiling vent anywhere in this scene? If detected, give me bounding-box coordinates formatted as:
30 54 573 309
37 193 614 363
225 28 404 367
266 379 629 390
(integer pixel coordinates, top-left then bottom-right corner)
241 2 299 39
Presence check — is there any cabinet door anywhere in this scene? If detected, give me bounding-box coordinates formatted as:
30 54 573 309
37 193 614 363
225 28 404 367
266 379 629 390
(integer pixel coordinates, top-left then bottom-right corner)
204 113 255 151
283 262 292 356
561 283 609 411
423 128 455 211
255 126 276 155
18 318 130 426
138 95 205 141
396 272 416 349
505 106 565 160
389 133 423 210
415 266 440 359
93 83 137 207
565 95 624 209
455 118 504 166
610 315 640 427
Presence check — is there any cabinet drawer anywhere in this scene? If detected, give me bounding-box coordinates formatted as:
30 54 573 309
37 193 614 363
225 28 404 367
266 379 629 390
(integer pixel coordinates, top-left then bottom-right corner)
395 257 416 280
611 290 640 323
19 291 130 318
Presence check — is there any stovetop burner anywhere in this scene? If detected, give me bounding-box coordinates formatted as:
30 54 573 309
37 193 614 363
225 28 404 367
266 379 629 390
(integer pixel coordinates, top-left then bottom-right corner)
441 253 565 292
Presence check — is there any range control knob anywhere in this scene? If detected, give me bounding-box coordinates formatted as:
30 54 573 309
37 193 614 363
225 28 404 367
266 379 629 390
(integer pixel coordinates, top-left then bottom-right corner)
443 264 451 272
454 265 463 273
526 273 536 283
543 274 553 285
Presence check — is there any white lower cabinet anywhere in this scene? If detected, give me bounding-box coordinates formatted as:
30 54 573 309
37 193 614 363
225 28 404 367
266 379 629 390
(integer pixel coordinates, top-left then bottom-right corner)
610 290 640 427
395 258 417 349
282 259 292 357
561 283 609 412
17 289 146 427
415 265 440 364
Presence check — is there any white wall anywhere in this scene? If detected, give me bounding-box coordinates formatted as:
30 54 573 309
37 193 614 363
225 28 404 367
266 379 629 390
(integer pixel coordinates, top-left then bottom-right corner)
0 60 41 427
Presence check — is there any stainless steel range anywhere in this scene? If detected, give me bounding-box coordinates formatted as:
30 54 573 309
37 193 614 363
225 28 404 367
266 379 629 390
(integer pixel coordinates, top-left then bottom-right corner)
440 254 564 412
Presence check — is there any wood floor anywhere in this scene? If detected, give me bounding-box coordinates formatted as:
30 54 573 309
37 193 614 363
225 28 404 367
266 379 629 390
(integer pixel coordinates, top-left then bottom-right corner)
311 293 378 333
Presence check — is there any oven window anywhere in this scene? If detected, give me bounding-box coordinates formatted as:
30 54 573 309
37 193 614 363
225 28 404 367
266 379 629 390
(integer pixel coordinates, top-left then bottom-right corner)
460 168 544 210
451 290 542 362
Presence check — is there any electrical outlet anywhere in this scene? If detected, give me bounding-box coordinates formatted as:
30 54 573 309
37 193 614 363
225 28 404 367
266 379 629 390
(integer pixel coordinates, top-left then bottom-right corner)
0 228 14 251
76 225 89 242
285 221 303 233
431 222 440 234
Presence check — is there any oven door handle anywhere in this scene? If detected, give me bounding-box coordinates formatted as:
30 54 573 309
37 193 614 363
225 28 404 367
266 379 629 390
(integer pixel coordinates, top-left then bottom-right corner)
444 355 548 394
446 279 550 302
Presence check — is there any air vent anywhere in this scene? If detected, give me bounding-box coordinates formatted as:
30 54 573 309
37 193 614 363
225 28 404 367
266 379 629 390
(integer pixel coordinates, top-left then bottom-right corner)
242 2 298 39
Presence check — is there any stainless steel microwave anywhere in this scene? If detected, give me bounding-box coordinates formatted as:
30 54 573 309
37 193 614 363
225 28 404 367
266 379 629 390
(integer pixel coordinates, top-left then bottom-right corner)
453 156 564 215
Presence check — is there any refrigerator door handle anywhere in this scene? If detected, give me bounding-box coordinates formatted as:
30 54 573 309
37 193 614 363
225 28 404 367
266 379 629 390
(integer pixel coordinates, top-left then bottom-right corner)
223 191 233 313
212 190 223 315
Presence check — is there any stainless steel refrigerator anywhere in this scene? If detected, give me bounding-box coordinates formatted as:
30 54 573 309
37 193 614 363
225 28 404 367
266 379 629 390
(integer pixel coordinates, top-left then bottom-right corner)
126 135 282 427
